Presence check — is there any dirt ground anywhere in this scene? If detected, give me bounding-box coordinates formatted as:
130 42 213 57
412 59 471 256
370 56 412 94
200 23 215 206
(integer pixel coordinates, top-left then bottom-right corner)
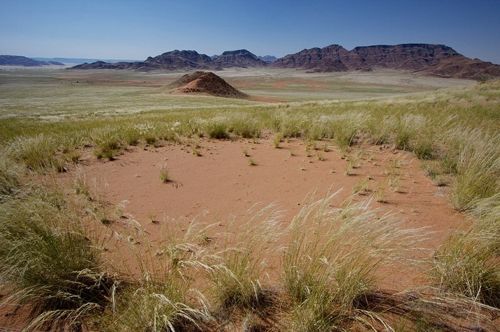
58 138 467 290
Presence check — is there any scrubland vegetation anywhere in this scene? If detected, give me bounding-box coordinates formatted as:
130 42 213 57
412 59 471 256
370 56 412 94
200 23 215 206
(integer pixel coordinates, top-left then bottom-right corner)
0 79 498 330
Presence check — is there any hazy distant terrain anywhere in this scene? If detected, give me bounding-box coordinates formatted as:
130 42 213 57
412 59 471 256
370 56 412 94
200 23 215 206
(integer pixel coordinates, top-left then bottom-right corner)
0 68 473 119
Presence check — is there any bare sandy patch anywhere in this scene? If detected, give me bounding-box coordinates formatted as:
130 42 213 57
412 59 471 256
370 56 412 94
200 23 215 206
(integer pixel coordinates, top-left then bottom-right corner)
62 138 466 290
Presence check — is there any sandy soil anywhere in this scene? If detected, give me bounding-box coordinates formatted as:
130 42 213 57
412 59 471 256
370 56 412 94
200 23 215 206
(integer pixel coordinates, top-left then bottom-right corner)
62 138 466 289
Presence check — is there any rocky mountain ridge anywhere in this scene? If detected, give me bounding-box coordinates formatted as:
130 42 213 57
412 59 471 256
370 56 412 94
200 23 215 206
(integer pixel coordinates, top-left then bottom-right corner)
70 44 500 80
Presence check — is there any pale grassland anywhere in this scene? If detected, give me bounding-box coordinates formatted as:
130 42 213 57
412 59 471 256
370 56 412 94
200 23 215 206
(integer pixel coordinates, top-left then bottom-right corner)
0 69 498 330
0 68 473 119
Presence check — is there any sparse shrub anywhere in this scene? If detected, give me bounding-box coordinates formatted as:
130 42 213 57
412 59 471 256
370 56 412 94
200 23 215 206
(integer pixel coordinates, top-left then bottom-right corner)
0 191 113 329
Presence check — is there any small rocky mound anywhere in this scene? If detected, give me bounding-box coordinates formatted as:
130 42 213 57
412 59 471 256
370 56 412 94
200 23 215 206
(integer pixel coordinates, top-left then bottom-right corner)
171 71 247 98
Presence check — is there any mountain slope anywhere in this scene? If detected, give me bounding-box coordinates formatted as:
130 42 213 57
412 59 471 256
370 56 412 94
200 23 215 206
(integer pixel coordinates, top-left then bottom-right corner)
212 49 267 68
272 43 500 79
72 49 266 71
0 55 64 66
69 44 500 80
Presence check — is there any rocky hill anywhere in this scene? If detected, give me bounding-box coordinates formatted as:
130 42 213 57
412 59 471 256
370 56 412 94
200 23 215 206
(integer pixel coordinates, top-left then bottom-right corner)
170 71 247 98
212 50 267 68
0 55 64 66
72 49 265 71
258 55 277 64
272 43 500 79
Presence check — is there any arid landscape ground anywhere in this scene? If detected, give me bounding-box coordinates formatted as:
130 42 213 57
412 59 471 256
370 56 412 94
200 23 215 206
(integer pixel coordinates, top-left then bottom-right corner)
0 66 498 331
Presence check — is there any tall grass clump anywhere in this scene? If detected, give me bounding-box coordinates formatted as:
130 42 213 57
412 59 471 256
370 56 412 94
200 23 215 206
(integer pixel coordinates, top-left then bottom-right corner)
283 192 419 331
449 129 499 211
208 207 282 311
93 128 124 160
205 119 230 139
332 121 357 151
100 220 214 331
100 280 210 332
0 190 114 329
7 134 64 171
432 194 500 307
0 151 22 199
274 113 308 138
228 114 261 138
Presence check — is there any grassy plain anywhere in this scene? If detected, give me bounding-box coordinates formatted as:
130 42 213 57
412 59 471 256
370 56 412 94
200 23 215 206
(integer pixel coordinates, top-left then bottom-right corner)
0 67 498 330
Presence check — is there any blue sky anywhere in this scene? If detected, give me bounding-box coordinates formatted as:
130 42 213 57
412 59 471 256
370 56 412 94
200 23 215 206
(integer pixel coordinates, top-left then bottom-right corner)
1 0 499 63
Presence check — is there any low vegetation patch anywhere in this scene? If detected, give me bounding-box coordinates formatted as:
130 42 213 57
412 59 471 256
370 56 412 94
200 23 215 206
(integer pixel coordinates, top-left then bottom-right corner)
0 189 114 330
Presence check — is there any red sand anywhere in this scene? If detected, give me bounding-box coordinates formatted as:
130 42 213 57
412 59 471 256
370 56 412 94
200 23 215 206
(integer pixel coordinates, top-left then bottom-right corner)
69 138 466 288
1 138 468 329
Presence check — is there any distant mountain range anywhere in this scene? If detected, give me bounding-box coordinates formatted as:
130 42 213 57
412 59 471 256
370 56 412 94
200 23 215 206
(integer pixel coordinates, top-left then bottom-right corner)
33 57 139 65
5 43 500 80
272 44 500 80
70 44 500 80
72 49 270 70
0 55 64 66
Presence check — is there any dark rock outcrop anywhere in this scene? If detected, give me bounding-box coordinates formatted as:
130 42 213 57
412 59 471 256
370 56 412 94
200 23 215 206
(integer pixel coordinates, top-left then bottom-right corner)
171 71 247 98
212 49 267 68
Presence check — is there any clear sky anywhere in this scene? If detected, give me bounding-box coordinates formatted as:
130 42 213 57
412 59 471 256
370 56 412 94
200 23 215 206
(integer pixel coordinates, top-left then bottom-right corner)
1 0 499 63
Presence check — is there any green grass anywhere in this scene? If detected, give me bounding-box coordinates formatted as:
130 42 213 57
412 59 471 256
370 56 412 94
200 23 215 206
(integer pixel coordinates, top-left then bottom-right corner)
207 211 281 312
99 280 211 332
283 193 419 331
0 188 114 330
432 194 500 307
0 152 21 199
